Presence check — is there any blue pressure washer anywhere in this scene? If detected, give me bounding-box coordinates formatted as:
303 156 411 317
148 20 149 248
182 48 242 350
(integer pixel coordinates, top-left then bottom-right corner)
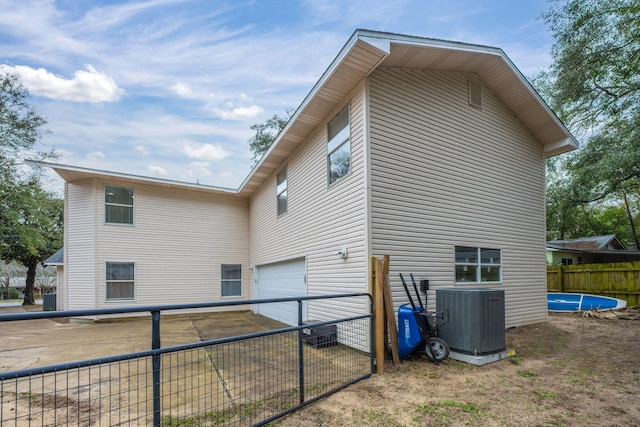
397 273 450 363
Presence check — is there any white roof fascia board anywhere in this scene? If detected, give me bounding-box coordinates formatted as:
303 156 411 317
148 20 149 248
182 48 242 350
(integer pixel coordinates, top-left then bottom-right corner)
495 52 578 153
26 160 238 195
238 29 391 192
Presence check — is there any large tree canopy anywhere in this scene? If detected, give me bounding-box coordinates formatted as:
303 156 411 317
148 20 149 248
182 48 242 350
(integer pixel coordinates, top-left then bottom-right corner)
0 73 48 171
541 0 640 247
0 71 61 304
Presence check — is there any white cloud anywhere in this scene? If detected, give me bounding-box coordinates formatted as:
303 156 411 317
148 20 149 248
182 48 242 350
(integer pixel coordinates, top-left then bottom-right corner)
217 105 264 120
87 151 106 160
180 141 229 161
181 161 214 183
147 165 167 176
2 64 124 102
169 82 197 99
136 146 150 155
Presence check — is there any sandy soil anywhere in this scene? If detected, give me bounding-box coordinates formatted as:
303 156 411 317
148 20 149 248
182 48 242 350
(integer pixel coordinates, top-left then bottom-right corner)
283 312 640 426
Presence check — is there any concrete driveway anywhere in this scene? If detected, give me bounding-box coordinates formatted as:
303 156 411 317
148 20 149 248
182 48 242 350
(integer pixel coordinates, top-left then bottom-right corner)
0 305 285 372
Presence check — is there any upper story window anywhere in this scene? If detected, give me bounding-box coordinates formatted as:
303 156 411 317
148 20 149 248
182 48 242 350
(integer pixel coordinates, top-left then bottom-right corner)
327 105 351 185
105 185 134 224
276 167 287 216
455 246 502 284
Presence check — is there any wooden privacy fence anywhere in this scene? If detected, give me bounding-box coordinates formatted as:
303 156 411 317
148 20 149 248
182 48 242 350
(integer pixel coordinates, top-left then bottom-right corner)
547 262 640 306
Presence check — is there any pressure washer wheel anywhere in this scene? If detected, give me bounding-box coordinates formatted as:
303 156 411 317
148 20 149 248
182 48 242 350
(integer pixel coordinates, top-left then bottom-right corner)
425 337 450 362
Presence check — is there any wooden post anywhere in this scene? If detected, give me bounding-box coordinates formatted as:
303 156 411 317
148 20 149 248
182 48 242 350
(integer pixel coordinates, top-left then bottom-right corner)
558 265 564 292
382 255 400 365
374 258 385 373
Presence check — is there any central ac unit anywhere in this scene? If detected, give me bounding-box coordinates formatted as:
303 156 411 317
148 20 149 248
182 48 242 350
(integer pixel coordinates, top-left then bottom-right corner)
436 288 505 355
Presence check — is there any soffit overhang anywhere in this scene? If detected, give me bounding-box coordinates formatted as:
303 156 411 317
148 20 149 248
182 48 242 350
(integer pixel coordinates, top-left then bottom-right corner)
238 30 578 197
27 160 237 196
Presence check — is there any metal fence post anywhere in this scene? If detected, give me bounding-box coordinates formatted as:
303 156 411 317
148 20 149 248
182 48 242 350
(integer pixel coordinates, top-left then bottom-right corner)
297 299 305 404
151 310 161 427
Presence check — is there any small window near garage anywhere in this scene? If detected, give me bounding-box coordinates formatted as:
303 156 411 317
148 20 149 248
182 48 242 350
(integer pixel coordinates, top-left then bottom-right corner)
327 105 351 185
105 185 134 224
276 167 287 216
106 262 135 300
561 258 573 266
577 256 583 265
455 246 502 284
221 264 242 297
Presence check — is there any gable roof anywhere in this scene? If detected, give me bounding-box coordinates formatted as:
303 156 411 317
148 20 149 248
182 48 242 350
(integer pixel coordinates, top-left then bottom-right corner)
238 29 578 196
44 248 64 266
30 30 578 198
547 235 627 251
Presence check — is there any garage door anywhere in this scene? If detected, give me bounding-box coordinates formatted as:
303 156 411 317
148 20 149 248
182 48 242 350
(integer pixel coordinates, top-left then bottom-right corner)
255 257 307 326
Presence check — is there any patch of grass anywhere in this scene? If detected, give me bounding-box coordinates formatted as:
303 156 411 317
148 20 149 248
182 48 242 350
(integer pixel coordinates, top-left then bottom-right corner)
353 409 401 426
533 388 557 399
415 399 489 425
516 369 536 378
509 355 522 365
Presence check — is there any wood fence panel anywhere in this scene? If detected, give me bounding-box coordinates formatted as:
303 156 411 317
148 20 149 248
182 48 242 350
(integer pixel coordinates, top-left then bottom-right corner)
547 262 640 306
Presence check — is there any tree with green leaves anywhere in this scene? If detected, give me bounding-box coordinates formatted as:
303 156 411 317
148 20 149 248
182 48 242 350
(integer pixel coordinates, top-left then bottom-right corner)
248 109 294 165
540 0 640 247
1 182 63 304
0 71 61 304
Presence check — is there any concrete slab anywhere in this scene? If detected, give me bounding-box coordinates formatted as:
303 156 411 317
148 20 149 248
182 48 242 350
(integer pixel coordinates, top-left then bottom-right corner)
448 348 517 366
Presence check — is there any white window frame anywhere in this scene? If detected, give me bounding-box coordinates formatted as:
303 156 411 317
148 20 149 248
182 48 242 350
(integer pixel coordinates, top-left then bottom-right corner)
454 246 502 284
105 185 134 225
276 167 287 216
105 262 135 301
221 264 242 297
327 104 351 185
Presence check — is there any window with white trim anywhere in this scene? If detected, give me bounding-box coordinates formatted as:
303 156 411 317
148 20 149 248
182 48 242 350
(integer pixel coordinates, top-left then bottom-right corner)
455 246 502 284
276 167 287 216
327 105 350 184
221 264 242 297
106 262 135 300
105 185 134 224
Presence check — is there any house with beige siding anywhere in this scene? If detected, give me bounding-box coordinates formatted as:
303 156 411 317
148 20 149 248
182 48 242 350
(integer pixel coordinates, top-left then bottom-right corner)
34 30 577 329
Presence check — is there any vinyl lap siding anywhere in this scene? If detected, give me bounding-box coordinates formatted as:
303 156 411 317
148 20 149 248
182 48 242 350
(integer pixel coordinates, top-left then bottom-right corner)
65 181 98 310
95 184 250 308
250 82 369 322
369 69 547 328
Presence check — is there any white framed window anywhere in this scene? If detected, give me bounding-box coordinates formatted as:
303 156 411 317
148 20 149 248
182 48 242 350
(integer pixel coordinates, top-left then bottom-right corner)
327 105 350 184
221 264 242 297
105 185 134 224
455 246 502 284
106 262 135 300
276 167 287 216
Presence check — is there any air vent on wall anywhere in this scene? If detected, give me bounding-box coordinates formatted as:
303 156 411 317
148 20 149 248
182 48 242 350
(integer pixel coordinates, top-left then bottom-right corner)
468 80 482 108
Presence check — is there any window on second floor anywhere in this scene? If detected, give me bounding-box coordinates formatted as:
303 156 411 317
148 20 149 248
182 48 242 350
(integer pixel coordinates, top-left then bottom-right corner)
105 185 134 224
277 167 287 216
327 105 351 185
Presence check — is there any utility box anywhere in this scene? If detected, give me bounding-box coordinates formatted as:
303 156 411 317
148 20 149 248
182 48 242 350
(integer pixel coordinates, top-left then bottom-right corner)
436 288 505 355
302 321 337 349
43 293 57 311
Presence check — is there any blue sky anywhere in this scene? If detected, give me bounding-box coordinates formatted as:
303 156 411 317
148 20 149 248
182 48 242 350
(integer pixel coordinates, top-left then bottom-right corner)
0 0 555 193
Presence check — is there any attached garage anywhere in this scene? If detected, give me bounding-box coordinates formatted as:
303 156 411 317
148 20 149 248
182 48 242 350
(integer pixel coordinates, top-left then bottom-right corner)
254 257 307 325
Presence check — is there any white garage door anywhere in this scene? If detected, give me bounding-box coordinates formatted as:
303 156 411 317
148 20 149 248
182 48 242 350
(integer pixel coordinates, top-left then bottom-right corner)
255 257 307 326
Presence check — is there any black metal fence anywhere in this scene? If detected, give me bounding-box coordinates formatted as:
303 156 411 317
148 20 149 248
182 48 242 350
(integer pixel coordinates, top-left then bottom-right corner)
0 294 373 426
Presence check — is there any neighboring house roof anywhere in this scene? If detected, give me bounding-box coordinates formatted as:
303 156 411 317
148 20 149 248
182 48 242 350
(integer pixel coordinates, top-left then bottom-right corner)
28 29 578 197
44 248 64 266
547 235 626 251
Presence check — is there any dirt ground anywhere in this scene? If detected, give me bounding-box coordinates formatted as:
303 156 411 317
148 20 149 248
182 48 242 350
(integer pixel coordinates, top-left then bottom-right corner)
283 311 640 427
